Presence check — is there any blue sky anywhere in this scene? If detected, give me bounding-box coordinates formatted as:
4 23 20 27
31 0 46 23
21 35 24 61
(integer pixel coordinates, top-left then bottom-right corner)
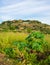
0 0 50 24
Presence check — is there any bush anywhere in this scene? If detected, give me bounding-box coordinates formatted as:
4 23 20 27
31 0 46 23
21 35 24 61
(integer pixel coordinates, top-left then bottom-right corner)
4 47 16 58
26 31 48 52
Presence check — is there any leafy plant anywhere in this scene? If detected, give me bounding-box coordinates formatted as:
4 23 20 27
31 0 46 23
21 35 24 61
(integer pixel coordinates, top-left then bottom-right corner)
12 41 27 51
4 47 15 58
26 31 48 52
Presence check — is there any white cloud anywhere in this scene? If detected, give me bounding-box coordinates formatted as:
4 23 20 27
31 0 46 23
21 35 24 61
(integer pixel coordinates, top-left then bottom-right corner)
0 16 14 21
29 16 50 25
0 0 49 13
0 0 50 24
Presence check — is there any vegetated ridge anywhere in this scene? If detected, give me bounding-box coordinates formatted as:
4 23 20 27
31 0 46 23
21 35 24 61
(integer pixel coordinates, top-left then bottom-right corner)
0 19 50 34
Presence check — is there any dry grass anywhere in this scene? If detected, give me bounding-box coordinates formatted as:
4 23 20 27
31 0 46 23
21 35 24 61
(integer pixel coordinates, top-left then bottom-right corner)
45 34 50 49
0 32 50 47
0 32 27 49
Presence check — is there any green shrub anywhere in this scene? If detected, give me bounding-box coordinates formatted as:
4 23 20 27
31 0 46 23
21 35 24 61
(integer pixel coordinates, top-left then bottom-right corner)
26 31 48 52
4 47 16 58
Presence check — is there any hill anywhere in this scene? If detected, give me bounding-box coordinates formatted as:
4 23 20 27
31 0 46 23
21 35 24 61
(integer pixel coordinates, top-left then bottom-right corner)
0 20 50 34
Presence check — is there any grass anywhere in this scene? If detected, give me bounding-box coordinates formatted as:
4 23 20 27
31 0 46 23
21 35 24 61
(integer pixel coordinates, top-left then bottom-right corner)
45 34 50 49
0 32 27 42
0 32 27 52
0 32 50 43
0 32 50 65
0 32 50 50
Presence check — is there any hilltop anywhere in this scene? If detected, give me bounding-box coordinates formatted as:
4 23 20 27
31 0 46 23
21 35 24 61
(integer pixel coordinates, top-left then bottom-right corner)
0 20 50 34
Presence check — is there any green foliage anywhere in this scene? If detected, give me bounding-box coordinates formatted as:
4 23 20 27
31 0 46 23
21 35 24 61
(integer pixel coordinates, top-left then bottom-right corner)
12 41 27 51
3 31 48 59
4 47 16 58
0 20 50 34
27 28 32 33
9 26 15 30
0 32 50 65
26 31 48 52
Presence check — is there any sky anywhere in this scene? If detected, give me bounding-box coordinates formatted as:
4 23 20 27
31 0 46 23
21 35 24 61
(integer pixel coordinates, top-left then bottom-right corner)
0 0 50 24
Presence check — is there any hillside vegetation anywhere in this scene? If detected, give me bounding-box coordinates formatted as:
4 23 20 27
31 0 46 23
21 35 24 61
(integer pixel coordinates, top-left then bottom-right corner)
0 20 50 34
0 32 50 65
0 20 50 65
